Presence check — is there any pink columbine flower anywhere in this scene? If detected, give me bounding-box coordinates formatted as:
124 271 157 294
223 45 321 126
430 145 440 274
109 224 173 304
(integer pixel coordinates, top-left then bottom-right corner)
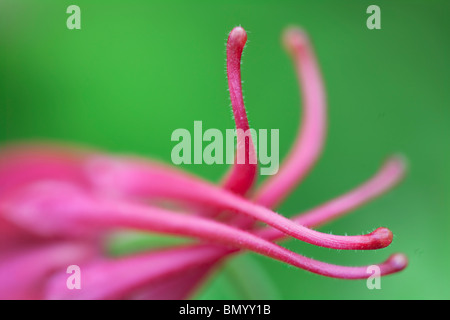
0 26 408 300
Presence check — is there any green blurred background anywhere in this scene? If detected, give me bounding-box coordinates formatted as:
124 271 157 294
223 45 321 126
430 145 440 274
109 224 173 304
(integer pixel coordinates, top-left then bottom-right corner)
0 0 449 299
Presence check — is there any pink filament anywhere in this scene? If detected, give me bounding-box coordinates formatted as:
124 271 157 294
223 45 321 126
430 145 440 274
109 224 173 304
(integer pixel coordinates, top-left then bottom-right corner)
258 156 407 242
255 28 327 208
84 155 405 299
84 158 393 250
0 25 408 300
222 26 258 196
45 243 407 299
2 181 391 251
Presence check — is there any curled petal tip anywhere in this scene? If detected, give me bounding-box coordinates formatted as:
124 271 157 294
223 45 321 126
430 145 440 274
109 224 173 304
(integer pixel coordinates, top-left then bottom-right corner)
229 27 247 47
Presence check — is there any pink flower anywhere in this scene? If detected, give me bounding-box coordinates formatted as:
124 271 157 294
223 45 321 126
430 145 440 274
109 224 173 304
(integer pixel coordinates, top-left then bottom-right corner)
0 26 408 300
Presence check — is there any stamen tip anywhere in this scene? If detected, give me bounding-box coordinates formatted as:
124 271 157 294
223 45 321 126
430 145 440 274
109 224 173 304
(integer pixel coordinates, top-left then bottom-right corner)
282 27 309 54
387 253 408 271
229 27 247 48
370 227 394 248
388 153 409 174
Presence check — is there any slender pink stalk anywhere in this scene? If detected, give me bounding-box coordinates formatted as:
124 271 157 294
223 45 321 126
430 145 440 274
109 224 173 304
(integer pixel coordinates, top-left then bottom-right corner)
197 27 257 219
262 156 407 238
0 25 409 300
66 154 407 299
2 181 392 251
222 26 258 195
2 169 406 299
254 27 327 208
79 27 400 298
74 24 401 295
160 156 406 283
45 243 407 300
126 155 407 298
0 145 398 249
84 157 393 250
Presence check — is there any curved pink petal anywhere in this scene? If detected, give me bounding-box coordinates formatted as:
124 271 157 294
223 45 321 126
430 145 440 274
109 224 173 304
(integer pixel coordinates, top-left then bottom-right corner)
0 144 97 247
45 245 226 300
127 264 215 300
0 241 96 300
0 143 92 196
